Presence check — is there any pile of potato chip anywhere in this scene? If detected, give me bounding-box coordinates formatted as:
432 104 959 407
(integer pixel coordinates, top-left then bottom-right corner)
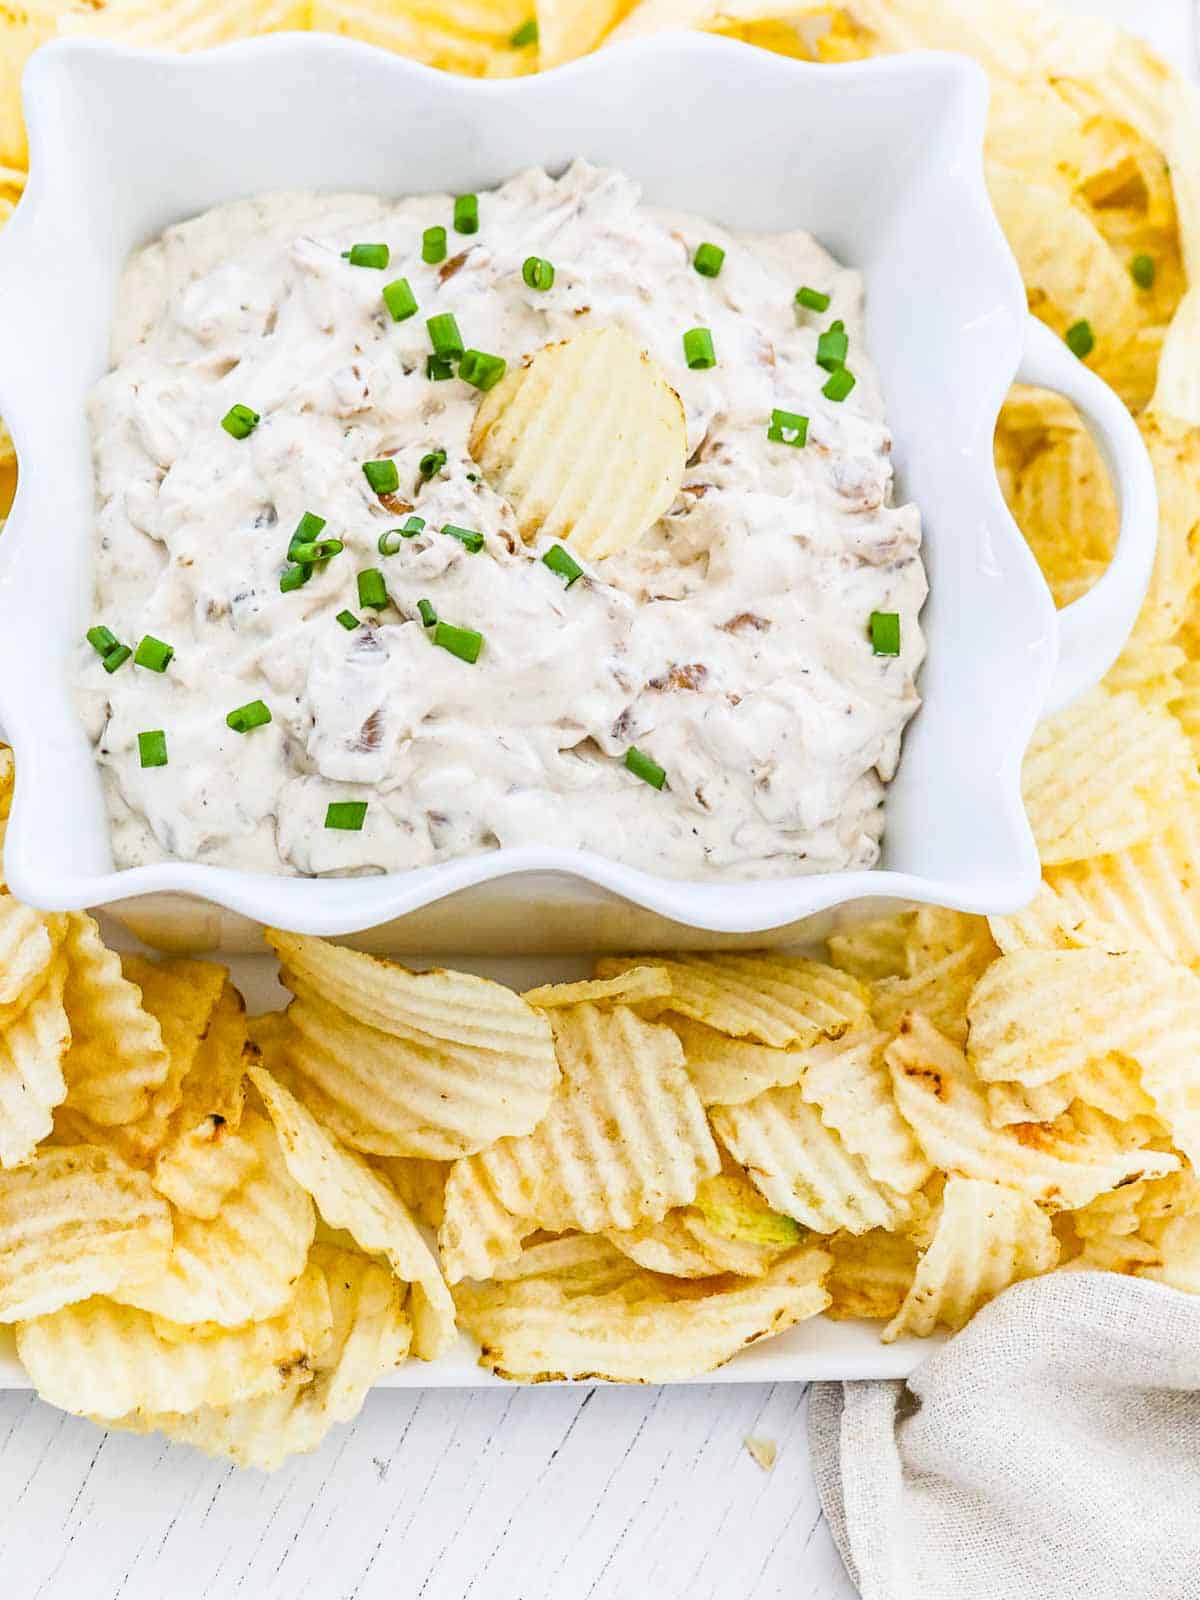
0 0 1199 1468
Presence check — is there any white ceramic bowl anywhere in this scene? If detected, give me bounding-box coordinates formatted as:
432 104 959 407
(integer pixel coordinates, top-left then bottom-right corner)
0 32 1156 954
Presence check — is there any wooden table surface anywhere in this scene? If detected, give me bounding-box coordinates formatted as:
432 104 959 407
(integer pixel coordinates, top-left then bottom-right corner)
2 5 1192 1597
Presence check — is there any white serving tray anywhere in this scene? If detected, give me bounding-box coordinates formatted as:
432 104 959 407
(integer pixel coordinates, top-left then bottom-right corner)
0 942 933 1389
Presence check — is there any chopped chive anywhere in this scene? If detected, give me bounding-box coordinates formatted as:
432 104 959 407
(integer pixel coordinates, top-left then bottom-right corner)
325 800 368 831
288 512 327 562
134 634 174 673
382 277 418 322
427 313 464 359
625 746 666 790
221 403 260 439
419 449 447 479
522 255 555 291
453 194 479 235
280 563 311 594
344 242 389 269
459 349 507 391
288 538 343 564
869 610 901 656
1130 253 1155 290
336 610 361 630
442 523 484 553
226 699 272 734
417 598 438 627
823 367 856 402
422 225 447 265
427 353 454 381
432 620 483 663
795 286 830 312
363 458 400 495
86 624 119 659
683 327 716 369
693 241 725 278
137 730 168 769
542 543 583 587
401 515 426 537
510 17 537 46
768 408 808 447
1065 319 1094 359
357 568 389 610
816 320 848 371
378 528 405 556
101 645 132 674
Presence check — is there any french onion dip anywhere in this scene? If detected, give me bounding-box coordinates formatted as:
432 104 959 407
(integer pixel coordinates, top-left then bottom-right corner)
77 161 927 879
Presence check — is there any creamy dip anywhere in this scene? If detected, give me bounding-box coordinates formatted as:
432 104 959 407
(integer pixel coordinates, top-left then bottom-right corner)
77 161 926 880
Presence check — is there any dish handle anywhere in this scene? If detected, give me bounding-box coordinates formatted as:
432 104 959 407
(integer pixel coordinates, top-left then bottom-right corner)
1015 314 1158 715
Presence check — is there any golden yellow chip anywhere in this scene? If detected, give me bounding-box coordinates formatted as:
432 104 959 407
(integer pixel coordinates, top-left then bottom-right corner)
608 1167 801 1280
17 1262 331 1420
114 1111 315 1326
250 1065 455 1360
1172 658 1200 759
987 878 1130 956
0 894 60 1010
826 912 913 982
438 1153 534 1284
311 0 534 77
60 0 310 46
0 1145 171 1321
1003 401 1118 605
1022 687 1196 865
106 1244 410 1470
1134 414 1200 643
536 0 630 67
985 1052 1156 1129
151 1116 262 1222
372 1156 449 1229
799 1027 933 1195
668 1013 811 1106
60 914 170 1127
607 1209 741 1279
0 955 70 1170
887 1013 1177 1209
455 1241 831 1383
1103 640 1187 704
1151 286 1200 424
522 966 672 1009
871 924 997 1047
469 325 686 558
824 1227 919 1323
594 952 869 1048
882 1177 1058 1341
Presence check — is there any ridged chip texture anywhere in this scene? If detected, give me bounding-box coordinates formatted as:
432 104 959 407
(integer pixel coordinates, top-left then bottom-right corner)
0 956 70 1169
825 1228 919 1323
522 967 672 1010
985 1055 1157 1129
607 1169 802 1280
826 914 913 983
882 1177 1059 1341
712 1086 912 1235
988 879 1132 955
251 1066 455 1360
16 1262 332 1419
0 1145 171 1321
669 1014 812 1106
871 925 997 1047
469 325 686 558
113 1112 315 1326
887 1013 1178 1209
99 1244 411 1471
60 914 170 1127
593 953 869 1047
455 1242 832 1383
0 893 60 1010
798 1027 933 1195
438 1154 534 1284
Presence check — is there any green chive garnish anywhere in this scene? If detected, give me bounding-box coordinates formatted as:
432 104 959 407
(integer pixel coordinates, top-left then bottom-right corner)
816 320 848 371
768 409 808 447
417 598 438 627
683 327 716 369
510 17 537 46
382 277 418 322
453 194 479 235
459 349 507 391
542 543 583 587
378 529 405 556
442 523 484 553
357 569 389 610
422 226 447 265
101 645 132 673
693 242 725 278
280 564 311 594
226 699 272 734
288 538 343 564
138 730 168 769
344 242 389 269
87 625 119 659
432 621 483 663
625 747 666 789
822 367 856 402
796 286 830 312
336 610 361 630
1130 254 1155 290
363 459 400 495
401 515 426 537
419 449 447 479
288 512 327 562
870 611 901 656
427 354 454 381
134 635 174 673
325 800 368 831
522 255 555 291
1065 319 1094 359
427 313 464 359
221 403 260 440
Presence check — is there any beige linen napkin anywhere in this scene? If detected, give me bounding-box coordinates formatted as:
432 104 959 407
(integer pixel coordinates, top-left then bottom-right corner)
808 1271 1200 1599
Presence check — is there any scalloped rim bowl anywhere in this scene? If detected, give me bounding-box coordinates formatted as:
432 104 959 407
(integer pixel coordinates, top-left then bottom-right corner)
0 33 1156 950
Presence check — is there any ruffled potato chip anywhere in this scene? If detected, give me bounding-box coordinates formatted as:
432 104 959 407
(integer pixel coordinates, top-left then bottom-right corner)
311 0 535 77
522 966 672 1010
0 955 70 1170
60 0 310 46
825 1227 919 1323
60 914 169 1128
669 1014 812 1107
799 1027 932 1195
826 912 913 983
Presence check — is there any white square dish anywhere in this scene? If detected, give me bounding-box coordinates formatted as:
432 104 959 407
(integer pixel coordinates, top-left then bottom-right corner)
0 32 1156 954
